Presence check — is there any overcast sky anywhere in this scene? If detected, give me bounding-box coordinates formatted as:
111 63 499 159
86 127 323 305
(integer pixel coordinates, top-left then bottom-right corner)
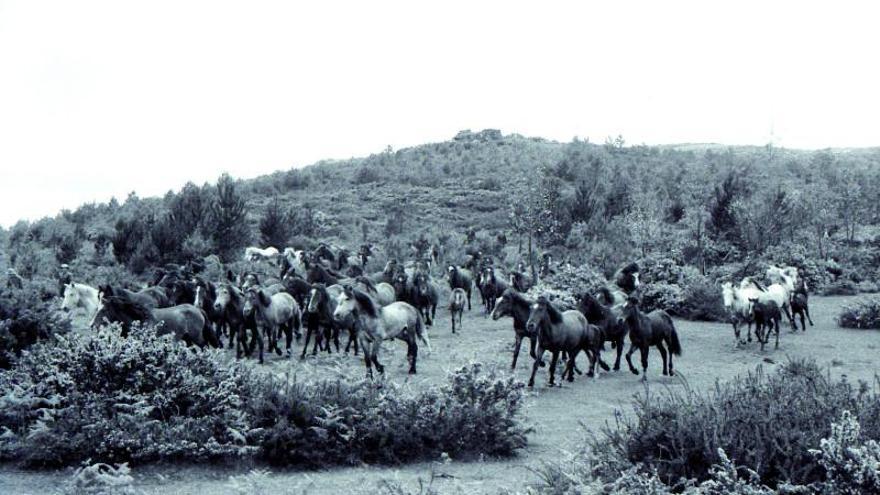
1 1 878 227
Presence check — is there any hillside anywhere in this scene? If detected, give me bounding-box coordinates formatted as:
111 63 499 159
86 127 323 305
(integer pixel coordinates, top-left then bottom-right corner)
1 130 879 288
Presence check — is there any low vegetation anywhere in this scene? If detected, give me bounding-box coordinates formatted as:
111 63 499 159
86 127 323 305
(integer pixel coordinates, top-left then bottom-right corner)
837 296 880 329
533 359 880 493
0 325 528 469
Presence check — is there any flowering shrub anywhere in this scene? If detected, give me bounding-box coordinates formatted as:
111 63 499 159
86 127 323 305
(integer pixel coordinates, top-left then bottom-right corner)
837 296 880 330
0 323 256 467
0 328 528 469
62 462 139 495
252 362 528 467
0 279 71 369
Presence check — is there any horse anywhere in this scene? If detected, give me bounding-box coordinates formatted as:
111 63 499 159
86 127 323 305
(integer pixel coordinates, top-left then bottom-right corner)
621 296 682 380
61 283 100 319
333 285 430 378
353 276 396 306
99 284 169 310
409 272 439 326
245 246 281 263
721 281 761 345
243 287 302 358
358 243 374 268
449 288 466 333
509 271 533 293
766 265 799 291
307 262 349 286
192 276 224 338
613 262 641 294
525 296 608 387
281 248 309 278
281 272 312 307
748 298 781 351
490 288 539 370
91 292 219 348
447 265 474 310
478 266 508 314
213 283 263 363
790 291 814 331
302 283 358 357
576 292 628 371
312 243 337 267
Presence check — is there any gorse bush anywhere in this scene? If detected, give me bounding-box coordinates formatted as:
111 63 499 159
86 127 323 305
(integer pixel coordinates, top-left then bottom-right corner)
0 327 529 469
532 376 880 494
588 359 880 488
62 462 139 495
0 279 71 369
252 362 529 468
837 296 880 329
0 323 256 467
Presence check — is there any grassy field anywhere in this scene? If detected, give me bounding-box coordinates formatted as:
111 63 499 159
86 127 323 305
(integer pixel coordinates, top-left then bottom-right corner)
2 294 878 494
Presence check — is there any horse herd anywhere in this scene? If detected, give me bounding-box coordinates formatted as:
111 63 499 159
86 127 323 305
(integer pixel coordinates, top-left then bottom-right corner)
58 241 812 386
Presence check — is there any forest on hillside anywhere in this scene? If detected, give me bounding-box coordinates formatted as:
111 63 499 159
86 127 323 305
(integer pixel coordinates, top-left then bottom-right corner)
2 130 878 294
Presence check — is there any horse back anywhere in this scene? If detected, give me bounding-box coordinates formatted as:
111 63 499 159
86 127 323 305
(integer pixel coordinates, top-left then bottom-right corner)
152 304 205 342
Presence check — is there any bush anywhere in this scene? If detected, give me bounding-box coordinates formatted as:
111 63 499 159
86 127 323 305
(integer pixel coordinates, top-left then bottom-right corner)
0 279 71 369
823 280 860 296
837 296 880 329
0 323 257 467
62 462 138 495
588 359 880 487
639 283 685 315
531 366 880 495
251 362 529 468
678 277 728 322
0 328 529 469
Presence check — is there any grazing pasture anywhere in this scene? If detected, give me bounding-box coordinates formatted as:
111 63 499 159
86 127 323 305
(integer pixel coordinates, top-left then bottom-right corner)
2 294 877 494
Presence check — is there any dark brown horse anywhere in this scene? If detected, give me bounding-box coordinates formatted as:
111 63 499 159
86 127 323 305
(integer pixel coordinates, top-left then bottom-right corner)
478 266 507 313
446 265 474 310
749 298 781 351
577 292 628 371
99 284 169 310
306 262 349 286
490 288 538 370
409 272 438 326
213 283 264 363
509 271 533 293
302 283 359 357
91 292 220 348
790 282 813 331
526 296 608 387
621 296 682 380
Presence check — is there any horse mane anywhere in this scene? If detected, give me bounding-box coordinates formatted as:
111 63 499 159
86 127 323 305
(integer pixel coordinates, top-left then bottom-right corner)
743 277 766 291
355 276 376 292
107 293 153 322
351 288 378 318
579 292 609 321
504 288 532 309
598 287 614 305
620 262 640 274
541 297 564 324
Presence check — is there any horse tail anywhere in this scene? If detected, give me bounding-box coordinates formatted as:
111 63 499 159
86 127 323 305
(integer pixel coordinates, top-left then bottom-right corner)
665 314 682 356
414 312 432 353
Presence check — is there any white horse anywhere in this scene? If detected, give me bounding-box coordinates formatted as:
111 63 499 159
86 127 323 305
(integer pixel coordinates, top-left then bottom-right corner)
244 246 281 263
61 283 100 319
721 281 762 345
282 248 308 276
766 265 798 292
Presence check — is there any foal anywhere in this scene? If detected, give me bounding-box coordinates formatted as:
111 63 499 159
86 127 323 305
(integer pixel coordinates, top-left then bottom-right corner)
448 288 467 333
622 296 682 380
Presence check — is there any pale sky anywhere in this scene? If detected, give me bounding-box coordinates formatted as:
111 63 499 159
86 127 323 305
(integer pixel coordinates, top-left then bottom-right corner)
1 1 878 227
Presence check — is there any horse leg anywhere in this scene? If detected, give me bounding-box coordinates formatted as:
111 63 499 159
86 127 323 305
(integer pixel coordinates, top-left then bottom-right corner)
548 351 560 387
528 346 545 387
805 304 814 327
253 326 264 364
595 344 610 372
272 325 283 356
363 342 373 379
407 337 418 374
625 343 639 375
300 322 312 359
774 319 780 349
371 341 384 375
656 341 668 376
783 304 795 330
613 336 623 371
732 320 741 346
747 321 752 343
639 346 649 381
284 324 293 357
511 334 523 370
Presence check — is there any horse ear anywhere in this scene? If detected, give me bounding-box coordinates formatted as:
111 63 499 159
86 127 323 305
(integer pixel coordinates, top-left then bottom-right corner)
258 290 271 306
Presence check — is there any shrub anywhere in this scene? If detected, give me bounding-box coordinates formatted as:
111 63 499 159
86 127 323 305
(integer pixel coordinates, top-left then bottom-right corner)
810 410 880 494
0 323 257 467
639 283 685 315
62 462 138 495
837 296 880 329
0 279 71 369
823 280 860 296
678 277 728 322
589 359 880 487
251 362 529 468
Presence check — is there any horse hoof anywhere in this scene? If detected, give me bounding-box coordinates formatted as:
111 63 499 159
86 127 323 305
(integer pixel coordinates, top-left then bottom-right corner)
613 365 620 371
408 369 416 375
630 369 639 376
586 372 594 378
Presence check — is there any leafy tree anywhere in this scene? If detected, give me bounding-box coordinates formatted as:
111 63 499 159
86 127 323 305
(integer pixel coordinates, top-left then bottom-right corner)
707 171 746 243
207 174 250 261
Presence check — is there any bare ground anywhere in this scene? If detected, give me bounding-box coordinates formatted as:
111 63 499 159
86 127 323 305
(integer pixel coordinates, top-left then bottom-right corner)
2 295 878 494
